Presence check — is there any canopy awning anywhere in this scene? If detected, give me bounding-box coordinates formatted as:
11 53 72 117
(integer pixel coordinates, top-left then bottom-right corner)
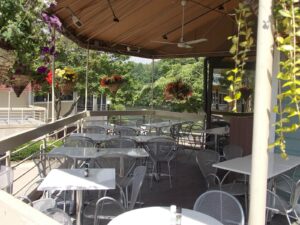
50 0 256 59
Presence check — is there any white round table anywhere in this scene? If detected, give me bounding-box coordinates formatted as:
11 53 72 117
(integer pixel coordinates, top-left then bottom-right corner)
107 206 223 225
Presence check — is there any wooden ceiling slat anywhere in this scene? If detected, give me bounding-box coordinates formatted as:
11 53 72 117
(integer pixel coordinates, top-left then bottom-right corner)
52 0 254 58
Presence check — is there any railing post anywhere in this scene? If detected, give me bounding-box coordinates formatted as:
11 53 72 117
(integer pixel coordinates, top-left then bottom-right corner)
64 125 67 138
143 115 146 124
5 151 11 167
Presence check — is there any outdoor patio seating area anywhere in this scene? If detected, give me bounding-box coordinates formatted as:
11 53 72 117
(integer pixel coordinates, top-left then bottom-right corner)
0 114 296 225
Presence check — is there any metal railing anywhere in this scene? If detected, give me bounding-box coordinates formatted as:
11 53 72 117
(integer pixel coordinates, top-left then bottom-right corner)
0 106 46 124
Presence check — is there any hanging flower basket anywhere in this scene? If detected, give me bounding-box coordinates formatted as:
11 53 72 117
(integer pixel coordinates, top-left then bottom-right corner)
60 81 75 96
100 75 125 94
164 80 192 102
108 83 122 94
45 67 77 96
10 74 30 97
0 48 16 80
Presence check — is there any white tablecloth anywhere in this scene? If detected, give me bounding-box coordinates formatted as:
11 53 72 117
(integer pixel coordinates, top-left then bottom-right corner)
108 206 223 225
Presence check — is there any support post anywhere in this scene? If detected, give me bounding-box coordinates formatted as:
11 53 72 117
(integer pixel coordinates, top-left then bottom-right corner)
85 45 90 111
206 58 213 129
249 0 274 224
51 29 56 122
151 58 154 110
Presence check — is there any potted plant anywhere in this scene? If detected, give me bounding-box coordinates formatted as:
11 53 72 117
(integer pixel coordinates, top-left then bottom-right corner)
100 74 126 94
0 0 48 95
164 80 193 102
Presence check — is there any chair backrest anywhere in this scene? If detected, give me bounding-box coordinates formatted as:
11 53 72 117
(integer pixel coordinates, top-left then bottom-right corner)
223 145 243 160
181 121 194 134
64 136 95 147
193 190 245 225
144 137 177 161
195 150 220 188
170 123 182 140
114 126 138 136
83 126 107 134
105 137 137 148
0 166 13 194
128 166 147 210
290 179 300 210
266 189 291 225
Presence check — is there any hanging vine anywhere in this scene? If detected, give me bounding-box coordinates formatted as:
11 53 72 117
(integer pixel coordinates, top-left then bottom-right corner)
224 2 254 112
271 0 300 159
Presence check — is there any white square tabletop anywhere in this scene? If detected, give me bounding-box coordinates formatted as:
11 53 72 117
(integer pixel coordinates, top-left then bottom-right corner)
213 153 300 179
48 146 149 159
37 168 115 191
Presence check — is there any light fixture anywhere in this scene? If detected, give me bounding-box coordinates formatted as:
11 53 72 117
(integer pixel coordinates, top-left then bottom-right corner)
66 7 83 28
107 0 120 23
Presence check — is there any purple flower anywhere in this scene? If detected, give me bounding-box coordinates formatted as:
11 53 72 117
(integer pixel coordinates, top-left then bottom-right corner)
41 12 62 30
37 66 48 74
49 3 56 8
49 15 62 29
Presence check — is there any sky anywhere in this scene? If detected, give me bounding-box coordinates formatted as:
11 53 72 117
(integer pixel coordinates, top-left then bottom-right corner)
129 56 152 64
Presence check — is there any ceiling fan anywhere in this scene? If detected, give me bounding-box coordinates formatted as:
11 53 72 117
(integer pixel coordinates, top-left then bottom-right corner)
152 0 207 48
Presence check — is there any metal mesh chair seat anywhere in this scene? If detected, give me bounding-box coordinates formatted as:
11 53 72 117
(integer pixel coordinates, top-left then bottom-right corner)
193 190 245 225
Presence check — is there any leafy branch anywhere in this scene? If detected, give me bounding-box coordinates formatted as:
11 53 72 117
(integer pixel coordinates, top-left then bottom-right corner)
224 2 254 112
271 0 300 158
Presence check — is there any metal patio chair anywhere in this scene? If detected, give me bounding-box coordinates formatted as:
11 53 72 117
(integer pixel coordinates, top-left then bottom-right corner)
83 166 147 225
195 150 247 209
193 190 245 225
144 137 177 188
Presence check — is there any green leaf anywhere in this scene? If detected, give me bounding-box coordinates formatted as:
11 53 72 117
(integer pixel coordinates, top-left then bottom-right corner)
227 75 234 81
224 96 234 103
279 9 292 18
234 91 241 100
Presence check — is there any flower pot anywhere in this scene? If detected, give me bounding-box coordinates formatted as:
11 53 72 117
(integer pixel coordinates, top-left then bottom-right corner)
10 74 30 97
0 48 16 80
108 83 121 94
60 81 75 95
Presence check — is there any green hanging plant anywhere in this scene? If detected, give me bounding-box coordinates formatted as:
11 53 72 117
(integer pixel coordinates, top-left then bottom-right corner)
224 2 254 112
270 0 300 159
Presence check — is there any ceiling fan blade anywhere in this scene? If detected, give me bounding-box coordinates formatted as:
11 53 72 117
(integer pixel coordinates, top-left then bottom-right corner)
177 43 193 48
185 38 208 45
150 40 177 45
